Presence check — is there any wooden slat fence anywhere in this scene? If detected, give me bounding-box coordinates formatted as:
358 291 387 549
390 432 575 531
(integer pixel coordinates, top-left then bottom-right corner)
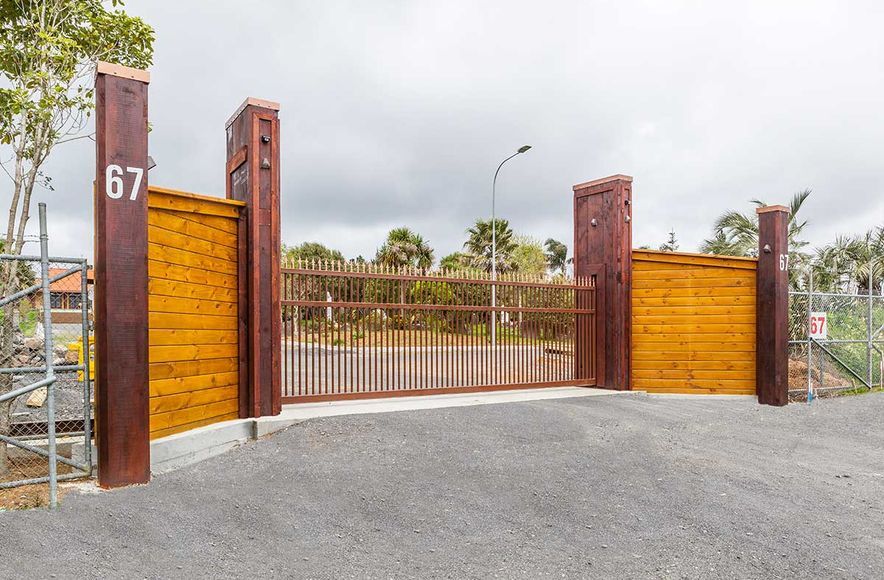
632 250 758 394
146 187 245 438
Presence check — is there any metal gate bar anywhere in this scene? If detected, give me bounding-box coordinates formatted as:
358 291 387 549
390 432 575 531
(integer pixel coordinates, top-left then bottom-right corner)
0 204 92 508
281 261 596 402
789 271 883 399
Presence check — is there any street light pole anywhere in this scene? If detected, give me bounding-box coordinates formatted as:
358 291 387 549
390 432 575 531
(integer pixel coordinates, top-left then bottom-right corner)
491 145 531 346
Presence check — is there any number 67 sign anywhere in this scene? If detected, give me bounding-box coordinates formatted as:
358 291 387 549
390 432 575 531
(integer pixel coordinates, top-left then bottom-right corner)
105 164 144 200
809 312 828 340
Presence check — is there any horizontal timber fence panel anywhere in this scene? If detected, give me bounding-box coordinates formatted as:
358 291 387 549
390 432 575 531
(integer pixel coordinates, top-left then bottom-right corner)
281 261 597 402
631 250 758 395
146 187 245 439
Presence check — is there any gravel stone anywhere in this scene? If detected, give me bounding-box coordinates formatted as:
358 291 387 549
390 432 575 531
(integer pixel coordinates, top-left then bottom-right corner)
1 393 882 579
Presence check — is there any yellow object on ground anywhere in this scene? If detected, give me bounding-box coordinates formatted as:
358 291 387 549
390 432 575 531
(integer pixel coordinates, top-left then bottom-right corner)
72 337 95 382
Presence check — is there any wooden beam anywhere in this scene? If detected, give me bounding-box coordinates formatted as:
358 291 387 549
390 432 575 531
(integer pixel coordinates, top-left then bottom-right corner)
225 99 282 418
756 205 790 406
94 62 151 487
573 174 633 390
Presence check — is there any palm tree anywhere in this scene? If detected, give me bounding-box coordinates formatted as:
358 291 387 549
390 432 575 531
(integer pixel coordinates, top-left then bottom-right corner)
544 238 568 274
853 227 884 294
699 230 746 256
375 227 434 269
810 236 857 293
464 218 517 273
700 189 812 261
811 227 884 294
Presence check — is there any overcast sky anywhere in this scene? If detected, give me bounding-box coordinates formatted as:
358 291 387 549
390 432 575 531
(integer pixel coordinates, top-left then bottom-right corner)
13 0 884 263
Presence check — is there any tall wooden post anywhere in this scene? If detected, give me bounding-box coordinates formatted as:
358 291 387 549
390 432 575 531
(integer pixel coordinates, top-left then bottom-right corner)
225 98 282 417
573 175 633 390
756 205 790 406
94 62 151 487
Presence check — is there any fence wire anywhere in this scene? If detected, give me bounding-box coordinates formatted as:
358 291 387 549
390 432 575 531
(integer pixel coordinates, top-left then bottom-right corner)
0 211 92 509
789 289 883 400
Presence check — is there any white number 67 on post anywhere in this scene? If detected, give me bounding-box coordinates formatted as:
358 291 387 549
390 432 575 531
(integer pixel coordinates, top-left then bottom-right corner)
779 253 789 272
105 164 144 201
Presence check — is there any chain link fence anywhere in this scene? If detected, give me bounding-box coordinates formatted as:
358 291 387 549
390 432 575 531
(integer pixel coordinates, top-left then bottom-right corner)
1 204 93 509
789 289 884 400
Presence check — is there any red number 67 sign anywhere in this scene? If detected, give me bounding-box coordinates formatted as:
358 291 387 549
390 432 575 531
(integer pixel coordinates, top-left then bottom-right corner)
809 312 828 340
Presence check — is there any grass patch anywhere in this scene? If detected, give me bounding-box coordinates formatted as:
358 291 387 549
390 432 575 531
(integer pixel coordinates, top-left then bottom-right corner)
836 386 884 397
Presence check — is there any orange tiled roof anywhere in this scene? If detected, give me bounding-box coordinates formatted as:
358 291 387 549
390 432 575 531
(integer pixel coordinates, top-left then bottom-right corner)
47 268 94 293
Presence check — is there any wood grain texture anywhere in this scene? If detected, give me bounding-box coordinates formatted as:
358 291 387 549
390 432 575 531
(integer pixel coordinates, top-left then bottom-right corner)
149 358 238 381
226 100 282 417
94 68 151 488
148 242 237 274
147 191 242 438
148 278 238 303
149 412 240 440
573 175 632 390
148 261 236 289
149 329 238 346
149 295 238 317
150 371 240 397
147 186 244 217
147 223 238 260
149 398 239 433
632 249 757 270
756 207 790 405
632 251 758 395
148 209 238 248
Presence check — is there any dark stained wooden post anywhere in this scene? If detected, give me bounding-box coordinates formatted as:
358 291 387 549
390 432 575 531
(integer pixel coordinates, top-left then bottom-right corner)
573 175 633 390
225 98 282 417
756 205 790 406
93 62 151 487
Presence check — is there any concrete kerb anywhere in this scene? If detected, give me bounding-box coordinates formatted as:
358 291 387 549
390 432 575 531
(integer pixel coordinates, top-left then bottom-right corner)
641 393 758 401
150 419 253 475
149 387 630 475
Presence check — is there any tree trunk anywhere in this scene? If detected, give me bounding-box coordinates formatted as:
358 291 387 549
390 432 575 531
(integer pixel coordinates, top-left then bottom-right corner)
0 301 15 477
0 399 10 477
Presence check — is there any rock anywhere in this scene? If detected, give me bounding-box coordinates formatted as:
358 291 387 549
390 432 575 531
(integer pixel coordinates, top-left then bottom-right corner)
23 337 43 351
65 350 79 364
26 386 47 408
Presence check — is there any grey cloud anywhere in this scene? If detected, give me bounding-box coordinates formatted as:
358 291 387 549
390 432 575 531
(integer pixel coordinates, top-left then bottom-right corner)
8 0 883 263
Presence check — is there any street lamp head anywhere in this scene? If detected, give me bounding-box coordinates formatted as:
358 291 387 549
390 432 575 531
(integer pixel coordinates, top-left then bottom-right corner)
518 145 532 154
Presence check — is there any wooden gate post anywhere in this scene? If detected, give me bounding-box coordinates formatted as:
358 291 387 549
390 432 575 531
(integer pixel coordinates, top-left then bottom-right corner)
756 205 790 406
225 98 282 417
94 62 151 487
573 175 633 390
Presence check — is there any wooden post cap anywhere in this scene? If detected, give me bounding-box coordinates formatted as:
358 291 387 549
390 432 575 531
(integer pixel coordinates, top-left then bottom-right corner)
96 61 150 83
756 205 790 215
573 174 633 192
225 97 281 128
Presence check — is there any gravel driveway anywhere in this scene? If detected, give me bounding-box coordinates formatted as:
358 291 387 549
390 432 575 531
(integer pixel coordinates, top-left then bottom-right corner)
2 392 883 579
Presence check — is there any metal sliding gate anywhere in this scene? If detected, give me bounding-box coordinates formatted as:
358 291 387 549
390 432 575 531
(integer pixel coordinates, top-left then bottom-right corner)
281 261 597 402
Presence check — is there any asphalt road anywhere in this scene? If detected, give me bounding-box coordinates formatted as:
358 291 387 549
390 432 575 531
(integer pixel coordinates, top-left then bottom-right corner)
2 392 883 579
